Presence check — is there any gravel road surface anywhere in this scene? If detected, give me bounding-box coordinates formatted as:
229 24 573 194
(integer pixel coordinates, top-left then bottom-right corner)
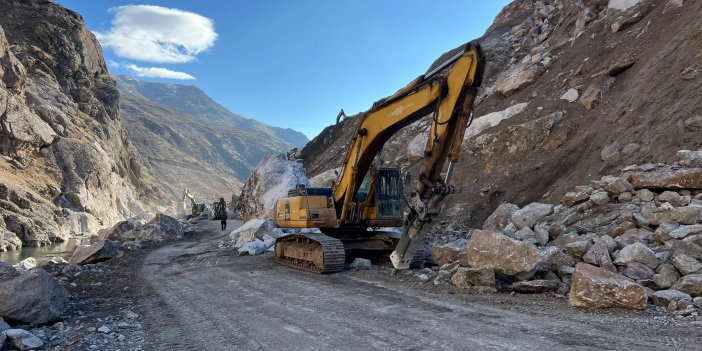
136 220 702 350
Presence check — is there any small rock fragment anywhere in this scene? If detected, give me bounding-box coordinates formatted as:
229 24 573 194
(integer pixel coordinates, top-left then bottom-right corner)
4 329 44 351
560 88 579 103
512 280 559 293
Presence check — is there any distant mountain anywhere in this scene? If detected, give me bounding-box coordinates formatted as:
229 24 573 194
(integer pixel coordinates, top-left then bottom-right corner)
115 75 296 202
114 75 308 148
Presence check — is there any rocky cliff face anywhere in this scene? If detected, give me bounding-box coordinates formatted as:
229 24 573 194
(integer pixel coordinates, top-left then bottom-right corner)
301 0 701 232
114 76 309 148
0 0 158 250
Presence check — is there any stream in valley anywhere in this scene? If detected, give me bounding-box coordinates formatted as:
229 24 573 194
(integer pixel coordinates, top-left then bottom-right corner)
0 241 75 265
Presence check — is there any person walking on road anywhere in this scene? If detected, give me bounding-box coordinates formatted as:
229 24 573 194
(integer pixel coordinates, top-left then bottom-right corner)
218 197 228 231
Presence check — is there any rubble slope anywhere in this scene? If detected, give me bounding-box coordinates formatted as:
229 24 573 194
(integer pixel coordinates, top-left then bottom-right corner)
301 0 702 230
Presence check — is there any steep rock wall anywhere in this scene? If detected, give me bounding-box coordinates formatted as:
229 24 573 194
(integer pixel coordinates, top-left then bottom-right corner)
0 0 159 249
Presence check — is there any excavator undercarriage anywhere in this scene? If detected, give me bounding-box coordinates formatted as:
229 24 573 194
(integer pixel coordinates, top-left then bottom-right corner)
274 231 426 273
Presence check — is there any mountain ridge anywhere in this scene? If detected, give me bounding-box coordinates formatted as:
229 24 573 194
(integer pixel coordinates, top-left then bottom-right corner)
113 75 308 148
115 75 295 203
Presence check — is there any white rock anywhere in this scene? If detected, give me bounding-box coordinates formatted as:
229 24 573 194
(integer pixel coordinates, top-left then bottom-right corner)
4 329 44 350
613 242 659 269
608 0 643 11
237 241 267 256
511 203 553 229
15 257 37 270
349 258 371 270
229 219 274 242
97 326 111 334
417 273 430 283
590 191 610 206
237 153 310 220
463 103 528 140
406 130 430 161
309 167 341 188
560 88 579 103
262 234 277 249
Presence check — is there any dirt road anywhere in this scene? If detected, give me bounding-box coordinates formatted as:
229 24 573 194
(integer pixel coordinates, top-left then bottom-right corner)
136 220 701 350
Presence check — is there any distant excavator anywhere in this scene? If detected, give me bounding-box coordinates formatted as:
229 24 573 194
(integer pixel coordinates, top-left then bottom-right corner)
182 189 205 217
273 42 484 273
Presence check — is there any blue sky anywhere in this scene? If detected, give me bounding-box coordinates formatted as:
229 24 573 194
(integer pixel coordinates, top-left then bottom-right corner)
57 1 510 138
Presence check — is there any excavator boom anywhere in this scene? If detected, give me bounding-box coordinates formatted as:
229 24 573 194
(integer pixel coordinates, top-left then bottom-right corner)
273 42 484 272
334 43 482 229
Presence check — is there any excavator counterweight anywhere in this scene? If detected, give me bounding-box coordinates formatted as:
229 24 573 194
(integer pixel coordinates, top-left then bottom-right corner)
274 43 484 272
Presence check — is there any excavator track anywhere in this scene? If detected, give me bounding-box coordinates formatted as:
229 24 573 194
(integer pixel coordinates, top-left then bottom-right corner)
274 233 345 273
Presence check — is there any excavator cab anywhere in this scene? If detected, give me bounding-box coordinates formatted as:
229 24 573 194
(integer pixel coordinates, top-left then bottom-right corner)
355 166 403 221
375 167 402 218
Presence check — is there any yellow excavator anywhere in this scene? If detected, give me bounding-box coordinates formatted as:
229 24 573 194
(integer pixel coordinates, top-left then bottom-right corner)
182 189 205 217
273 43 484 273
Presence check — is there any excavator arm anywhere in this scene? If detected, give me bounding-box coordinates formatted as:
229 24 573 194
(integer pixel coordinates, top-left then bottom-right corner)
333 44 483 266
332 43 483 268
273 43 483 273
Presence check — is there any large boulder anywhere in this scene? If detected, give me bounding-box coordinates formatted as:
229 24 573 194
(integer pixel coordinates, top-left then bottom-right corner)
121 224 165 244
613 242 659 269
494 62 544 96
627 169 702 190
236 154 310 221
148 214 183 238
652 263 681 289
451 267 496 292
583 240 616 271
229 218 282 242
462 230 540 276
0 262 69 325
568 263 647 310
70 240 119 265
511 203 553 229
651 289 692 308
482 203 519 231
98 218 142 241
432 239 468 267
670 253 702 276
669 225 702 240
535 246 575 273
672 274 702 297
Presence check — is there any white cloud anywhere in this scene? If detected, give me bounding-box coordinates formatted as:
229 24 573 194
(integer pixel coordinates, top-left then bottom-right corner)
107 60 120 68
95 5 217 63
126 64 195 80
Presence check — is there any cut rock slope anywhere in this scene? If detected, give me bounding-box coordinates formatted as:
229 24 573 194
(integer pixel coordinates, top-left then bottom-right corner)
0 0 163 250
301 0 701 231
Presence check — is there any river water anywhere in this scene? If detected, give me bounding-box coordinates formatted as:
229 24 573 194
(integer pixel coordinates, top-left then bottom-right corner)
0 241 75 265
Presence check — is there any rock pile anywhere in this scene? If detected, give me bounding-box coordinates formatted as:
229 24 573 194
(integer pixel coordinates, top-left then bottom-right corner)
236 153 310 221
228 219 285 256
430 149 702 312
97 213 190 250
